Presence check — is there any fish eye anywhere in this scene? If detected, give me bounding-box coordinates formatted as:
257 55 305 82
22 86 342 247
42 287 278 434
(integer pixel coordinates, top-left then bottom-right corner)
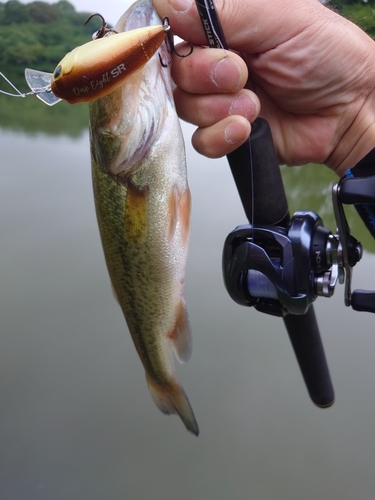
53 66 62 80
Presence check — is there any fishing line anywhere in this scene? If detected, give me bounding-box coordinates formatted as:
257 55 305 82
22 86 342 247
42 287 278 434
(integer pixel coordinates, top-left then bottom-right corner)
195 0 256 231
0 72 34 98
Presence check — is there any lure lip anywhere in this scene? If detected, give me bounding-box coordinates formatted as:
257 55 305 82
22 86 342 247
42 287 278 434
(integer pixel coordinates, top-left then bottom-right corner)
24 68 62 106
0 69 61 106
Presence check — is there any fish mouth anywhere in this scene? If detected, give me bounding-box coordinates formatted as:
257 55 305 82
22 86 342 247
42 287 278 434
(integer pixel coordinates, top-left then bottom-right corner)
90 58 171 177
88 0 173 178
91 90 162 177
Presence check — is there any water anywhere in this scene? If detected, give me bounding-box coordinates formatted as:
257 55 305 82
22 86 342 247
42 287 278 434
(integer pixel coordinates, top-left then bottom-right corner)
1 121 375 500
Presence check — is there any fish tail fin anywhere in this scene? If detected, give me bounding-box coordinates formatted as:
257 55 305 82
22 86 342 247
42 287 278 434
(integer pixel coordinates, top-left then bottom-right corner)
146 374 199 436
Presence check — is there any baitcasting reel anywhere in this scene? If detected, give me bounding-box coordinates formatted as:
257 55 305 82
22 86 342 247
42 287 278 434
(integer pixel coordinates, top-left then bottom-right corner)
223 181 374 317
223 179 375 316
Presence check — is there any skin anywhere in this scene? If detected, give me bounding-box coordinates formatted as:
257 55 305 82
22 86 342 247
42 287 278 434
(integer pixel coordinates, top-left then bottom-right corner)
153 0 375 177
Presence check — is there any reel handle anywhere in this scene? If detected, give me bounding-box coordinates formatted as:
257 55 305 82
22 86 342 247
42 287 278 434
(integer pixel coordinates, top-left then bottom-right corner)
351 290 375 313
339 175 375 205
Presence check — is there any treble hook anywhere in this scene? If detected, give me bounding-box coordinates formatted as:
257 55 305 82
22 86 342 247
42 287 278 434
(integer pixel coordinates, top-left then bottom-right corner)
159 16 193 67
84 13 118 40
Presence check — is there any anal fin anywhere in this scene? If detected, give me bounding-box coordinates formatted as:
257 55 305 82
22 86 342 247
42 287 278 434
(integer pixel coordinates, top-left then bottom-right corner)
168 299 192 364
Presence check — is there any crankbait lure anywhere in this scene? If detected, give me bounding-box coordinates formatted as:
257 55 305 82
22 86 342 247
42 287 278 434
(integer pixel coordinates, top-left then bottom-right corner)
0 14 171 106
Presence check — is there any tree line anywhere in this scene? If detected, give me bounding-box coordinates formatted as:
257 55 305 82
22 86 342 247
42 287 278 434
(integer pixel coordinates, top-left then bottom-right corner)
329 0 375 37
0 0 102 79
0 0 374 82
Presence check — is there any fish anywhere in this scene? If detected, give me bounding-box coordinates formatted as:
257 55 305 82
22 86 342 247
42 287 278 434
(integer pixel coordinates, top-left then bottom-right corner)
89 0 199 436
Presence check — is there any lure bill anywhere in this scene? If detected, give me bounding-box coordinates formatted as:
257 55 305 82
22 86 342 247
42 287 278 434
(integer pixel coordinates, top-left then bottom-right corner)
25 68 62 106
0 21 168 106
90 0 198 435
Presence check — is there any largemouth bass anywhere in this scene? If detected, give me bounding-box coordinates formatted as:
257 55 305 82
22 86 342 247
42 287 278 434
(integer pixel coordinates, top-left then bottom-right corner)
89 0 199 436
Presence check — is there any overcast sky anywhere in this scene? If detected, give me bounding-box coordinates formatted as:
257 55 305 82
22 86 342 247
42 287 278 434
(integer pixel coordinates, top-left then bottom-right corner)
20 0 136 25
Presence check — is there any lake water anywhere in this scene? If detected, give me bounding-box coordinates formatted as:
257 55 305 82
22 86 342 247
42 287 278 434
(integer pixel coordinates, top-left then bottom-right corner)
1 120 375 500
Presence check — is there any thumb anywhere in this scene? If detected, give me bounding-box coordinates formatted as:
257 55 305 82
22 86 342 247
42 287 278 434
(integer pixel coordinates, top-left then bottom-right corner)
154 0 326 53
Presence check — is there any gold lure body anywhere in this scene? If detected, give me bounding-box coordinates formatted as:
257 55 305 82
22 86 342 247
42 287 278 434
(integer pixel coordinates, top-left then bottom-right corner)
89 0 198 435
51 24 166 104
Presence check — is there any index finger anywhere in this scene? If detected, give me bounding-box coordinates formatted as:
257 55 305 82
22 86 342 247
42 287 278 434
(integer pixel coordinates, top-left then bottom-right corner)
154 0 328 53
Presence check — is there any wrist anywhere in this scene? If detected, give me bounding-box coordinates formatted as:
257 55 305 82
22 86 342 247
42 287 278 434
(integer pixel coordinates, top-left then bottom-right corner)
327 62 375 177
329 72 375 178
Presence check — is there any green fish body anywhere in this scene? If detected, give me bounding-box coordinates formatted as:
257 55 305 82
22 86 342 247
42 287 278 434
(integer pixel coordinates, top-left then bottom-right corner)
89 0 198 436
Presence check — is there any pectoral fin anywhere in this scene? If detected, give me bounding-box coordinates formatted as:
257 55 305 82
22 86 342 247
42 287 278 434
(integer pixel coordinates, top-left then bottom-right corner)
168 186 191 244
178 188 191 243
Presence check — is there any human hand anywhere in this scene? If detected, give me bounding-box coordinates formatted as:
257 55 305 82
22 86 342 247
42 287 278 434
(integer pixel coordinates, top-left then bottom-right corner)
154 0 375 176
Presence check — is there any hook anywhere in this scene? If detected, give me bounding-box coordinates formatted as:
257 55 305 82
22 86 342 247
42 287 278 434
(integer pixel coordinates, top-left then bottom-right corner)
84 13 117 40
159 17 193 67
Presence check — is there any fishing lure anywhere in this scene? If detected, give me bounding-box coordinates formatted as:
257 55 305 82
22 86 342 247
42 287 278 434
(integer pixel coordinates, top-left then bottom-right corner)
0 14 171 106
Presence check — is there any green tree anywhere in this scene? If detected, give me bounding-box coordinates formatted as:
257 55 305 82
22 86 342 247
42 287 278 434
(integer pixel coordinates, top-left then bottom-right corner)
328 0 371 9
29 1 58 23
0 0 28 24
0 1 102 77
52 0 76 16
0 27 43 66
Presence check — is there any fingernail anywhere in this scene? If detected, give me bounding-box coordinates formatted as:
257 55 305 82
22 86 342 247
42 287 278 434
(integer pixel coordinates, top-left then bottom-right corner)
169 0 193 12
224 121 246 145
229 94 256 120
212 57 242 91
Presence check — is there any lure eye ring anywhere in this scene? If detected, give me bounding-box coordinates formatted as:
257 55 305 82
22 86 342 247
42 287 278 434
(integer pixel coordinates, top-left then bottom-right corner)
53 65 62 80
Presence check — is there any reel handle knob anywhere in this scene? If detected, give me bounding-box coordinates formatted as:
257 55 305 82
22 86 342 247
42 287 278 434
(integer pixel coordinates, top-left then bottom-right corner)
339 175 375 205
351 290 375 313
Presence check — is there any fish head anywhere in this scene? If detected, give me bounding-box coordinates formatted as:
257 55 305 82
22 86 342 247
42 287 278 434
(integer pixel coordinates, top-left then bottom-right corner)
89 8 175 176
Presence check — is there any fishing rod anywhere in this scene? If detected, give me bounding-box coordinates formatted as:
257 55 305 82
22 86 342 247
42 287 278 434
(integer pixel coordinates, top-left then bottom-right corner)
194 0 375 407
